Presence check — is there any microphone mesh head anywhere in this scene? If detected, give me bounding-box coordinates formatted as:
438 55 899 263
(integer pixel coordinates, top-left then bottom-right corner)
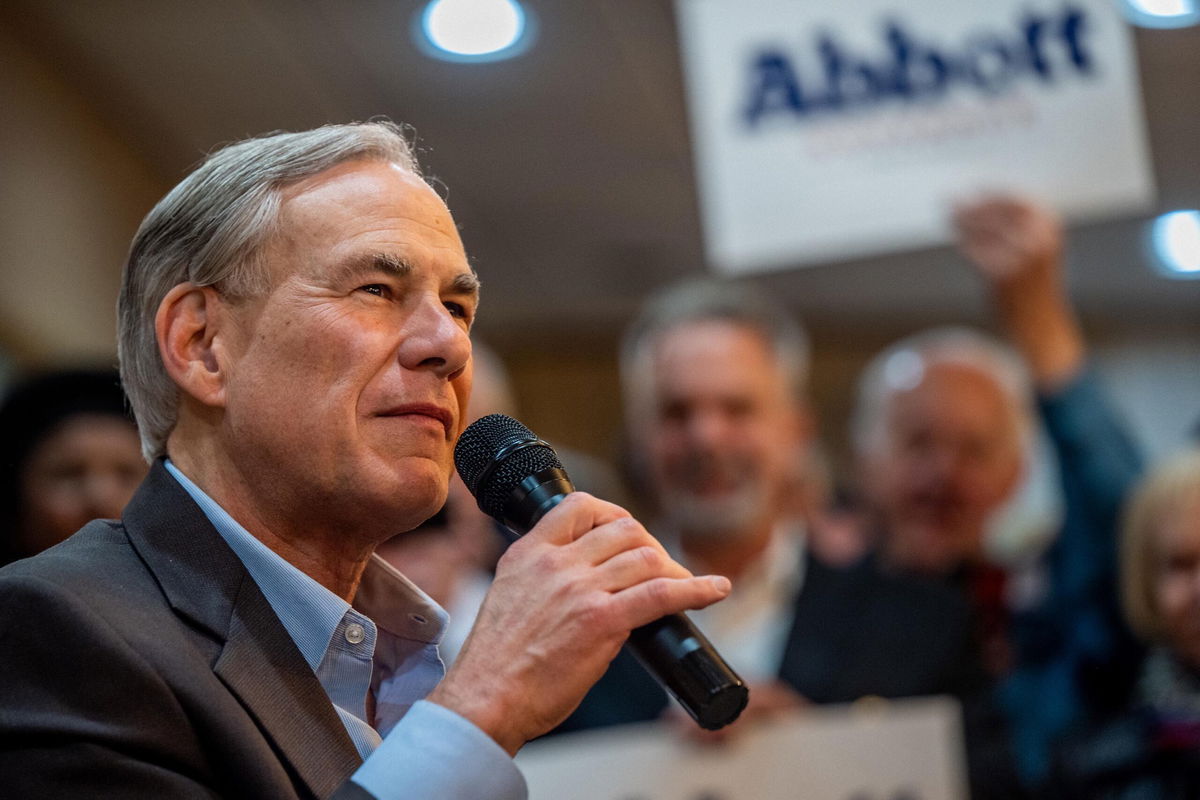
455 414 565 519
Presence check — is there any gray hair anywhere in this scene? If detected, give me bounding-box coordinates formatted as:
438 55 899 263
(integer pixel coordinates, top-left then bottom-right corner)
118 120 421 461
850 326 1034 457
619 278 810 424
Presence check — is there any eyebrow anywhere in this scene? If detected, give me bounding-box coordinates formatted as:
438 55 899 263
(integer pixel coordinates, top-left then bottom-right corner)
331 252 480 298
337 252 412 281
451 271 482 297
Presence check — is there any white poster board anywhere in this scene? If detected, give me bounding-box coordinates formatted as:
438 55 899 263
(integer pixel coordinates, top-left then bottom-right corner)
516 696 968 800
676 0 1156 274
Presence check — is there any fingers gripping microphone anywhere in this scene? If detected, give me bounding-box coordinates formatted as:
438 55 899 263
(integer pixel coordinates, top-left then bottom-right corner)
455 413 748 730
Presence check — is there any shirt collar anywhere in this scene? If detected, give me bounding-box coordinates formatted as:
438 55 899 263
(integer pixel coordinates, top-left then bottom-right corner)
356 555 448 643
163 459 447 670
750 520 808 599
661 517 807 592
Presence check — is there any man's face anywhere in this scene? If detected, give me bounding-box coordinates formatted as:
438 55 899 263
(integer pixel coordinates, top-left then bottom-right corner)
863 361 1022 574
637 320 803 540
215 160 476 537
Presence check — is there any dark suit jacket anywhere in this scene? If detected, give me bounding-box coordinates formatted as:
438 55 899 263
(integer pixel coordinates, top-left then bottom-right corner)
0 461 374 799
558 553 983 733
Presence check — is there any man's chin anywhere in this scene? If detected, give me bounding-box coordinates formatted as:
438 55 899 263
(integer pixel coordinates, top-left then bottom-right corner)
663 492 764 541
351 458 451 530
894 522 975 572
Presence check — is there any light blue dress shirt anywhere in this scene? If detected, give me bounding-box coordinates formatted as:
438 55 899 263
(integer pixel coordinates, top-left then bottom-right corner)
164 460 526 799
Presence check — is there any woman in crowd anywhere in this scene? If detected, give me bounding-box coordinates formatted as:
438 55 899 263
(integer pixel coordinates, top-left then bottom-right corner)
1050 449 1200 797
0 369 146 565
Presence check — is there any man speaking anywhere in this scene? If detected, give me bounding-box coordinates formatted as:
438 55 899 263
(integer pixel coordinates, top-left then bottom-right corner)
0 121 731 798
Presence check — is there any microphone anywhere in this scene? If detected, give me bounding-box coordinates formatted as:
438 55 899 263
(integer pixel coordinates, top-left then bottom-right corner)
454 413 749 730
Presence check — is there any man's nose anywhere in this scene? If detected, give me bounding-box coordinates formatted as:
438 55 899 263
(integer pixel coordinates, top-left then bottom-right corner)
927 442 967 480
911 441 950 479
685 409 732 447
400 295 472 379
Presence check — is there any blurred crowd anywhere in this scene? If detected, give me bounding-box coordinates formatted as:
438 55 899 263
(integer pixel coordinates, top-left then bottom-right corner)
0 369 146 566
5 196 1198 798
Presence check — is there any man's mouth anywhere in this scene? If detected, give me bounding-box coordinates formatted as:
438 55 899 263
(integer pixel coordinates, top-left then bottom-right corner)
378 403 454 437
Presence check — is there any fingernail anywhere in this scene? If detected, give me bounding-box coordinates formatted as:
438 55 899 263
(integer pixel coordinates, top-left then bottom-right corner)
710 576 732 594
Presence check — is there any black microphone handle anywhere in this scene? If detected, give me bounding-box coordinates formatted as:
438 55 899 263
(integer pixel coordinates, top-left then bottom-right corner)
498 468 749 731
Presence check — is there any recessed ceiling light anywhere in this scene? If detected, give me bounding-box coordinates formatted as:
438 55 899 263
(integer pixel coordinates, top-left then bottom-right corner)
418 0 533 62
1150 210 1200 278
1118 0 1199 28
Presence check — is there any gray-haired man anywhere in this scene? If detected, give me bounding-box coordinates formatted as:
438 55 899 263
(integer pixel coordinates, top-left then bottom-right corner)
852 196 1145 786
0 122 731 799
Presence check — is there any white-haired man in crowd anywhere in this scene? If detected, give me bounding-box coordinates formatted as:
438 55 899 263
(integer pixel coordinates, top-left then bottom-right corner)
854 327 1037 579
852 196 1145 787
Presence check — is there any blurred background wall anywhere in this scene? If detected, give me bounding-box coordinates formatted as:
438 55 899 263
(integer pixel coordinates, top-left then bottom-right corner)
0 0 1197 485
0 25 160 367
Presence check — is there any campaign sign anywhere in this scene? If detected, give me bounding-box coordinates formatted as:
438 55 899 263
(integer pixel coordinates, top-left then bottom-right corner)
676 0 1155 274
516 696 967 800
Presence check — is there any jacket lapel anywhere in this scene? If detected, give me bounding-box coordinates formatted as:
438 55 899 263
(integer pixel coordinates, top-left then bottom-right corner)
777 554 843 699
214 580 364 799
123 461 362 799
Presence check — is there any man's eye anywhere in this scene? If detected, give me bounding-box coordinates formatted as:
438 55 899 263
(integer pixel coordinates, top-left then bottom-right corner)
359 284 387 297
445 301 470 320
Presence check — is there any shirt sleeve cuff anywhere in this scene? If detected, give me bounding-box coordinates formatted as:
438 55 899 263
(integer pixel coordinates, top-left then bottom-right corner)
350 700 527 800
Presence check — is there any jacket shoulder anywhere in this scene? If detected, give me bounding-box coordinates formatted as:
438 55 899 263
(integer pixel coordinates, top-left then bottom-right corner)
1 518 163 607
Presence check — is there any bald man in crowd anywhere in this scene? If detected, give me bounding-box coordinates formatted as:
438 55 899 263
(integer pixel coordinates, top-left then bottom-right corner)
0 121 733 799
853 196 1145 785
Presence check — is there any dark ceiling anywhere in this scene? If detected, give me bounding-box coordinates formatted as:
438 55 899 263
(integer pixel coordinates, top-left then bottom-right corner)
4 0 1199 345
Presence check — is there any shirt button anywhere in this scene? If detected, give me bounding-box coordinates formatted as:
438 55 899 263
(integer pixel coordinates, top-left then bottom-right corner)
345 623 366 645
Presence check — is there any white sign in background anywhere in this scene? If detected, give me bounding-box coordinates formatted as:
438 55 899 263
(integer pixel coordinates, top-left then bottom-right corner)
676 0 1156 275
516 696 967 800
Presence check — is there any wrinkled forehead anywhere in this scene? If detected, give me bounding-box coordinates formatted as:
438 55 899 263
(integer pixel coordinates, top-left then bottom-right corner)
278 158 429 207
889 359 1021 435
282 160 453 232
645 320 791 401
265 159 462 278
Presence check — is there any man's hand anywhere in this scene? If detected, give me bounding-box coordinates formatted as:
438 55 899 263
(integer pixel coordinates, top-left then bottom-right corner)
953 195 1085 391
953 195 1064 286
426 493 732 755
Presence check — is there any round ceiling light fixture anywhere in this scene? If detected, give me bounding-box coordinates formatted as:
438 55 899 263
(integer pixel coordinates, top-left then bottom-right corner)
1118 0 1199 28
1150 210 1200 278
418 0 534 62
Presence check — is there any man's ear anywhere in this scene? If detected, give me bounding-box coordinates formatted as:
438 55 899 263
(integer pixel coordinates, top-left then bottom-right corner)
155 283 234 409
